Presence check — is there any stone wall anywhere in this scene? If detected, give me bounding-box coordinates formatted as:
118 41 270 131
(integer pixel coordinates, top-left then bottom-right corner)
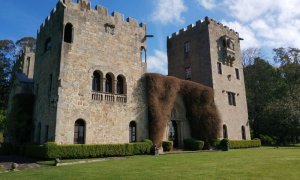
167 17 251 140
53 0 148 144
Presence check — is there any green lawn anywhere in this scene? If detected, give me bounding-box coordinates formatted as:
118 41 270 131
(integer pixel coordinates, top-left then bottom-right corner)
1 147 300 179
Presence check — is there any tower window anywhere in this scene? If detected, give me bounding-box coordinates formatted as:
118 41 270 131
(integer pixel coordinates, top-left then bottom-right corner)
227 92 236 106
49 74 53 95
117 75 126 94
235 68 240 79
185 67 191 80
105 73 114 93
184 41 190 57
64 23 74 43
92 70 103 92
74 119 85 144
26 57 31 76
129 121 137 142
217 62 222 74
45 38 52 52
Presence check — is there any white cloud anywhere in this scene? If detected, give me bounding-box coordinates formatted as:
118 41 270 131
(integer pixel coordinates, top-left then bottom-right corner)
221 21 260 49
151 0 187 24
199 0 300 49
197 0 216 10
147 50 168 75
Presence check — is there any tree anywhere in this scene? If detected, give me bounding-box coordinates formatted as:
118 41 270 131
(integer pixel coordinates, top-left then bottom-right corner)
244 58 287 138
242 48 262 67
0 37 36 132
274 47 300 99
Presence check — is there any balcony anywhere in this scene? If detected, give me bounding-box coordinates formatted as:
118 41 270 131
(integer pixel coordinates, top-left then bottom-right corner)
91 91 127 103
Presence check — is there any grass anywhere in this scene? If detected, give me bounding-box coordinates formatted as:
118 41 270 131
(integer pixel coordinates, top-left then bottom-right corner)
1 147 300 179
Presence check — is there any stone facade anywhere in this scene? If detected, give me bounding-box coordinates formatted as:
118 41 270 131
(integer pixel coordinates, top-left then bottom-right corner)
7 1 251 145
33 0 148 144
167 17 250 140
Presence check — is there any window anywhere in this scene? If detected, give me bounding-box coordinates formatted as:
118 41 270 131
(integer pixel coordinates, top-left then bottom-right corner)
26 57 31 76
45 38 52 52
64 23 74 43
235 68 240 79
227 92 236 106
185 67 191 80
45 125 49 142
92 71 102 92
217 62 222 74
117 75 125 94
223 124 228 139
49 74 53 95
105 73 113 93
242 126 246 140
140 46 147 63
184 41 190 57
129 121 137 142
74 119 85 144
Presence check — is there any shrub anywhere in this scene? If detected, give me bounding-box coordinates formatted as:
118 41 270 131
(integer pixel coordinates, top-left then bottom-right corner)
210 139 221 148
259 135 276 146
132 140 152 155
22 141 152 160
184 139 204 151
162 141 173 152
219 139 229 151
229 139 261 149
0 143 20 155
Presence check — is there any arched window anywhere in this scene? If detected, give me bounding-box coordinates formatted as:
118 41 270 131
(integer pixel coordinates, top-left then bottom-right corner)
105 73 113 93
117 75 126 94
74 119 85 144
242 126 246 140
223 124 228 139
64 23 74 43
129 121 137 142
140 46 147 63
92 71 102 92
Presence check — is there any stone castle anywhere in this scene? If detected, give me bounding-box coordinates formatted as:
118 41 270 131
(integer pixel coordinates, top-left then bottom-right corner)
7 0 250 147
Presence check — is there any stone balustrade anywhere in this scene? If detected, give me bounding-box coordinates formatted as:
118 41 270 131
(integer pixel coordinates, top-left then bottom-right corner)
92 91 127 103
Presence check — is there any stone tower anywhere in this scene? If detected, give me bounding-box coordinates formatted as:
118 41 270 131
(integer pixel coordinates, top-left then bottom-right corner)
33 0 148 144
167 17 250 140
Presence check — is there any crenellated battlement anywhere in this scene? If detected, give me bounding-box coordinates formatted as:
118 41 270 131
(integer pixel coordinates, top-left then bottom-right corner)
37 1 62 36
37 0 146 37
168 16 239 40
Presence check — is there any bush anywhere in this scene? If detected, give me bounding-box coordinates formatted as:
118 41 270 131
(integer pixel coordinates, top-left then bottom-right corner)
184 139 204 151
259 135 276 146
219 139 229 151
0 143 19 155
22 141 153 160
162 141 173 152
210 139 221 148
229 139 261 149
132 139 152 155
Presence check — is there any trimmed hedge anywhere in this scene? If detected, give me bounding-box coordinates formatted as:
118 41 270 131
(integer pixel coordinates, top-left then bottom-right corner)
162 141 173 152
229 139 261 149
23 140 152 159
184 139 204 151
1 140 153 160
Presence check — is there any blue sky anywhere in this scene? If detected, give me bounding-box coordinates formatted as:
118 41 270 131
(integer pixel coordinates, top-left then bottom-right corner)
1 0 300 74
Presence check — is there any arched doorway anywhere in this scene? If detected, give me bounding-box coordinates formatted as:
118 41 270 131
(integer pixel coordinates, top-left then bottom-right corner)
168 120 179 148
74 119 85 144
